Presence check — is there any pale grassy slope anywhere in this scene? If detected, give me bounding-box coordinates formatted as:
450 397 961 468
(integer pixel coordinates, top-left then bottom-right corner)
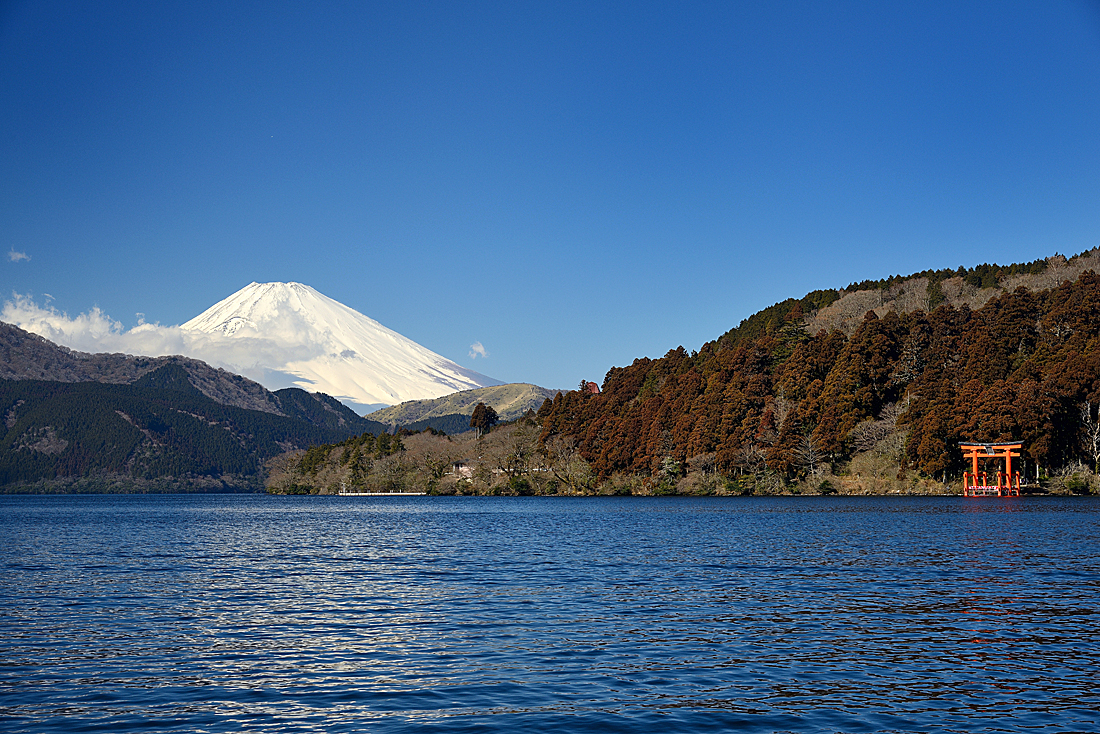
804 249 1100 336
368 383 560 426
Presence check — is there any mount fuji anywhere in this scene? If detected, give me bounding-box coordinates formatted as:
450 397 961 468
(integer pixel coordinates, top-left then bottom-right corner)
180 282 502 410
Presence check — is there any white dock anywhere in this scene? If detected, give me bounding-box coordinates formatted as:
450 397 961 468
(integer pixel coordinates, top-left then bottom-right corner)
337 491 427 496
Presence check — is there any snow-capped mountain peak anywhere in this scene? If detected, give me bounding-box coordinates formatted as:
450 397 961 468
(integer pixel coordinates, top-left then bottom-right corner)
181 282 501 408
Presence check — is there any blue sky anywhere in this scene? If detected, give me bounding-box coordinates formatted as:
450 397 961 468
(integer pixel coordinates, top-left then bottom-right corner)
3 1 1100 392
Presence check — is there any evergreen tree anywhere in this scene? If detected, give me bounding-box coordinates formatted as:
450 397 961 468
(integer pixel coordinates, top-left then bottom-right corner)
470 402 498 437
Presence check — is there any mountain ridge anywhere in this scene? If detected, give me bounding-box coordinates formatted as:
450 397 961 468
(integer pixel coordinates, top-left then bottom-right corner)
720 248 1100 347
0 321 381 434
368 383 560 429
0 321 284 414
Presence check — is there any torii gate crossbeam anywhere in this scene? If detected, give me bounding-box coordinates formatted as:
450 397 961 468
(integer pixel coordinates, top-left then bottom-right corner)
959 442 1022 497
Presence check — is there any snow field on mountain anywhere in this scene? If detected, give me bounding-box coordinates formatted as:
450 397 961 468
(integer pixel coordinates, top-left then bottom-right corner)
180 282 501 407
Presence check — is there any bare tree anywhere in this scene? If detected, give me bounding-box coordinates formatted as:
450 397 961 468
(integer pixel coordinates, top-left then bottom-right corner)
734 442 767 476
1082 401 1100 473
687 452 716 476
792 432 824 478
543 435 594 493
463 422 547 493
370 453 410 493
773 394 792 434
402 432 469 490
495 422 541 479
264 450 305 493
848 399 908 453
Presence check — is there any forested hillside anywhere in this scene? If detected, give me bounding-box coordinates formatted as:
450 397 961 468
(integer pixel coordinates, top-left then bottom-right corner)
262 252 1100 497
0 363 385 492
0 321 284 414
536 260 1100 493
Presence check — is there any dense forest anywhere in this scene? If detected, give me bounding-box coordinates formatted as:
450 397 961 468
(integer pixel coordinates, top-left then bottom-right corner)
538 269 1100 494
0 363 381 492
271 256 1100 496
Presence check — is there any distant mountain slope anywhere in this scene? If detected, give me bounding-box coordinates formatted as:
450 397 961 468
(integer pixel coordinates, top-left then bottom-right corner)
369 383 559 429
0 321 282 414
271 388 371 432
0 320 380 434
181 282 502 407
0 363 384 492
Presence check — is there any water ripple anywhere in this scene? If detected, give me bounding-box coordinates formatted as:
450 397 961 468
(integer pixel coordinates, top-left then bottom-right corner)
1 495 1098 733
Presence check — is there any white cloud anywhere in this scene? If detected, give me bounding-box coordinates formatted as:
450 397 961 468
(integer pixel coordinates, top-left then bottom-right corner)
1 292 501 408
3 293 123 346
0 293 319 382
469 341 489 359
8 249 30 262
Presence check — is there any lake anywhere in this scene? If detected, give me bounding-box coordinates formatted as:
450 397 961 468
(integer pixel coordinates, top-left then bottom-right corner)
1 494 1097 733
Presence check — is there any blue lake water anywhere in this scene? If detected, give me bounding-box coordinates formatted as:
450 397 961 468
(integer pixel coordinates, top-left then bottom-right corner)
1 494 1097 733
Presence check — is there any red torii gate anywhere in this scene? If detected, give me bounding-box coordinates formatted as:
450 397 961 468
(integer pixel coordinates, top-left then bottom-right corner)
960 442 1022 497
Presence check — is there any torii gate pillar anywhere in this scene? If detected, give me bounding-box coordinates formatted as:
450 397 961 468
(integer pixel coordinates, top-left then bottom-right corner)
959 442 1022 496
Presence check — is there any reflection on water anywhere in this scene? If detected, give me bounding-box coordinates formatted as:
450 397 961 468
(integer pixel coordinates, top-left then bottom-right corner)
1 495 1097 733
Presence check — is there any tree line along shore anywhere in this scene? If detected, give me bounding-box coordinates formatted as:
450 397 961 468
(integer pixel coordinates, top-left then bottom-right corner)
267 267 1100 497
6 252 1100 496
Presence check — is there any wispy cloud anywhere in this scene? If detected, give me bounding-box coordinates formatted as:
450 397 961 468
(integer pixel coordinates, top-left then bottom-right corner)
3 292 123 344
469 341 489 359
0 293 318 384
2 293 496 408
8 249 30 262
